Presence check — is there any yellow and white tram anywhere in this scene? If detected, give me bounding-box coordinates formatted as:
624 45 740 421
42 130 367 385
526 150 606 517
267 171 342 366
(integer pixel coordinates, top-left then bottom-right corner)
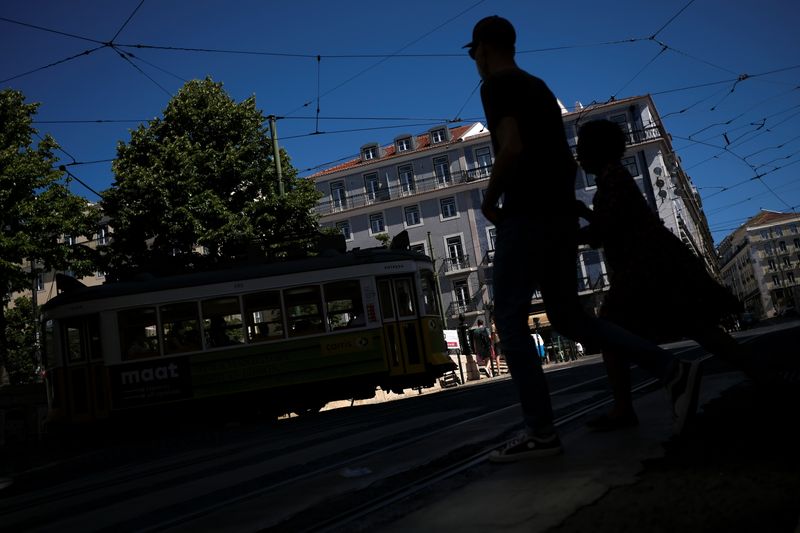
41 248 454 425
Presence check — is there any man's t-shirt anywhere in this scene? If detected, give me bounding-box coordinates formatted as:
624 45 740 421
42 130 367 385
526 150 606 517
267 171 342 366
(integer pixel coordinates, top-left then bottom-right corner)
480 68 577 217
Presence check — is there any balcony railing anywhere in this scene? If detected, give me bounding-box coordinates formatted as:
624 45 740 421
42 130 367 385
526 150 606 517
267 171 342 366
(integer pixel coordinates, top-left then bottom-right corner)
316 165 492 216
568 124 663 154
442 254 472 273
446 300 480 317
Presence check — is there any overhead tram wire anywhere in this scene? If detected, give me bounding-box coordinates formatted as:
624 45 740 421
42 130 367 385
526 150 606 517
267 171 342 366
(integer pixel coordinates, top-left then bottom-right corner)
0 45 108 84
280 0 487 118
649 0 697 39
110 0 145 42
0 16 105 45
281 121 447 141
58 166 103 199
111 46 173 97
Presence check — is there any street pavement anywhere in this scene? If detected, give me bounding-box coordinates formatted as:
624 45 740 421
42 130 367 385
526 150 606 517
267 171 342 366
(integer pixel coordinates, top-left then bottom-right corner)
375 321 800 533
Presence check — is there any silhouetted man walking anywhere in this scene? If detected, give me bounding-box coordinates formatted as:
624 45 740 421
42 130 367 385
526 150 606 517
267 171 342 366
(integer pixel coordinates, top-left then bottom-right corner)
466 16 699 462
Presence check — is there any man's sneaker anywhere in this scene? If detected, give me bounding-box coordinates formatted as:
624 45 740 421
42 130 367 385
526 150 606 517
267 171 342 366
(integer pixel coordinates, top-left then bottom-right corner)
666 358 702 435
489 432 563 463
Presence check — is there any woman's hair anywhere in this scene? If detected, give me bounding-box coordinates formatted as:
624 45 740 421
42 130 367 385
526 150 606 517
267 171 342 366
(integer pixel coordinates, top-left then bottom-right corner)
578 119 626 161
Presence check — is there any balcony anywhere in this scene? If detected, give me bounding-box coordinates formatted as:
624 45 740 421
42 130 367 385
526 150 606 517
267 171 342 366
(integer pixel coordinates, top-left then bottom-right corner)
442 254 473 274
316 165 492 216
446 300 481 318
568 124 662 155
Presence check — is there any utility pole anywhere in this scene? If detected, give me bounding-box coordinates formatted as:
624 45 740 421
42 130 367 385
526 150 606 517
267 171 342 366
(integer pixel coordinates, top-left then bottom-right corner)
268 115 285 197
426 231 446 325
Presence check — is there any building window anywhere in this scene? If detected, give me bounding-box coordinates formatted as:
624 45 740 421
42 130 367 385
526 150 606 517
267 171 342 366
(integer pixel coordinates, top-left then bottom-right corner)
488 227 497 251
772 275 781 286
621 156 639 176
609 113 630 142
784 257 791 268
583 169 597 188
35 273 44 291
336 220 352 241
369 213 385 235
398 164 415 195
768 259 776 271
410 242 426 255
396 137 412 152
362 145 378 161
760 230 769 240
404 205 422 227
788 272 796 284
453 279 469 310
64 234 76 246
794 238 800 249
95 271 105 279
440 197 458 219
97 225 109 245
765 243 774 255
775 227 783 236
791 225 798 234
779 241 788 252
364 173 379 202
475 147 492 176
433 156 451 186
430 128 446 144
446 235 465 267
330 181 346 211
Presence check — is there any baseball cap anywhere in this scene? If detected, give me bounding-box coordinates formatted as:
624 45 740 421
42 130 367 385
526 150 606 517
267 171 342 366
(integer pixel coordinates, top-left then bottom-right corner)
463 16 516 51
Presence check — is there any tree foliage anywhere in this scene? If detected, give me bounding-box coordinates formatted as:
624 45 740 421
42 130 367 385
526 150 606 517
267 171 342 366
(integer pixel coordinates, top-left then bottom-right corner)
102 78 322 280
3 297 37 385
0 89 100 382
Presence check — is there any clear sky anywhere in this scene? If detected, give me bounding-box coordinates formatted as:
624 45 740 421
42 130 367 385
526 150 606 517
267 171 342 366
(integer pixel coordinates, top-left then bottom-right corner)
2 0 798 244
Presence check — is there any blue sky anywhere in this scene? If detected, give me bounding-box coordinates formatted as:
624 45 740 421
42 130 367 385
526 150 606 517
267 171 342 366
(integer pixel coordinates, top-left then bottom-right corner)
2 0 798 244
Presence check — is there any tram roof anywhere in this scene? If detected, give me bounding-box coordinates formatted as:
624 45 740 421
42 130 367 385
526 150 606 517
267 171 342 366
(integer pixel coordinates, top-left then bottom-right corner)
43 247 430 311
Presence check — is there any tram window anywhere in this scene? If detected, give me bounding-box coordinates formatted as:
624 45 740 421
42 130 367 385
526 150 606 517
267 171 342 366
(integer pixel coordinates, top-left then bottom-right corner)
284 285 325 337
420 270 440 316
244 291 284 342
378 281 395 320
119 308 159 360
161 302 202 354
202 297 244 348
394 279 416 317
324 280 365 330
65 325 84 362
44 320 56 367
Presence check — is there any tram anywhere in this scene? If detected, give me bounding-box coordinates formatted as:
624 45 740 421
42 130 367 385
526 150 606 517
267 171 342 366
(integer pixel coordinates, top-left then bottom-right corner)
40 247 454 425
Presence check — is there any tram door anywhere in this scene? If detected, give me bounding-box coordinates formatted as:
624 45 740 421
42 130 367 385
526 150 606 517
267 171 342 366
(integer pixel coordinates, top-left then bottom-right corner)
61 315 109 422
377 276 425 376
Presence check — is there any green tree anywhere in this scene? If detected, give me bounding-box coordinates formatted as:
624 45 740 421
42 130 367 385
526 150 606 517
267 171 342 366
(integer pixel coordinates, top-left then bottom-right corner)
102 78 322 280
3 297 37 385
0 89 100 383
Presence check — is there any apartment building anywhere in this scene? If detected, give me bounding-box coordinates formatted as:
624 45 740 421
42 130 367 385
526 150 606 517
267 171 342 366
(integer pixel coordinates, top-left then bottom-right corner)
309 94 717 329
718 210 800 318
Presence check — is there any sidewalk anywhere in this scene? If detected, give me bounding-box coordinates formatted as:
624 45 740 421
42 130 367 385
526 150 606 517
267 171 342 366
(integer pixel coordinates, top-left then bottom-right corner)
378 371 800 533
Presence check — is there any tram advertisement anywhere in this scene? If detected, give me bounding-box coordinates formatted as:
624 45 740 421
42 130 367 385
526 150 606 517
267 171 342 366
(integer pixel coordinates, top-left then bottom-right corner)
111 357 192 408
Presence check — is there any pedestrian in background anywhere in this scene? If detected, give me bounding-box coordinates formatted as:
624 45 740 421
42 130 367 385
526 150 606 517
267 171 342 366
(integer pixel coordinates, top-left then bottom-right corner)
467 16 700 462
470 319 494 377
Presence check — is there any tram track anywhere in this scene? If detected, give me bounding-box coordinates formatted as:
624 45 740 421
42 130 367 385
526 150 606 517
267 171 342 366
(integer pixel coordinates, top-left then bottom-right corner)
1 363 636 532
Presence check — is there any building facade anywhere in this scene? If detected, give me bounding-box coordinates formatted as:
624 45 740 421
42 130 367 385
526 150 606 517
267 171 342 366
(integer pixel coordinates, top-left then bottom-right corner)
718 210 800 319
310 94 718 330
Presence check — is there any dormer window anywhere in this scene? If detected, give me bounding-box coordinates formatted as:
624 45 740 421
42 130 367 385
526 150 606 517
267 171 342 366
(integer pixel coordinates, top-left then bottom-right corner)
430 128 447 144
396 136 412 153
361 143 379 161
